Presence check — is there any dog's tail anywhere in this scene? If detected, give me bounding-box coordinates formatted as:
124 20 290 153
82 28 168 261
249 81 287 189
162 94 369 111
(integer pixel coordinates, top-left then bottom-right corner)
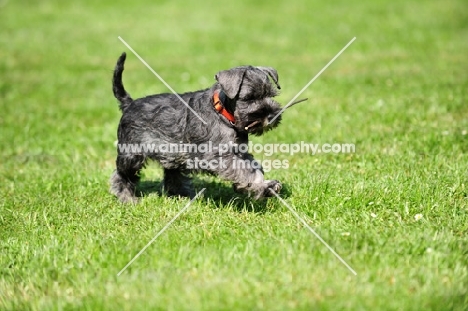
113 52 133 111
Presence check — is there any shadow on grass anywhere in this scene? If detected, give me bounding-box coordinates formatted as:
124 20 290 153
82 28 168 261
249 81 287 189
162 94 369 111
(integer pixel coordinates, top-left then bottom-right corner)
136 178 291 213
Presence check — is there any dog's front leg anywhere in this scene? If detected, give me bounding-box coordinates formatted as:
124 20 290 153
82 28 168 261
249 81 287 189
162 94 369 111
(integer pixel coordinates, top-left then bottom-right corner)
216 153 281 199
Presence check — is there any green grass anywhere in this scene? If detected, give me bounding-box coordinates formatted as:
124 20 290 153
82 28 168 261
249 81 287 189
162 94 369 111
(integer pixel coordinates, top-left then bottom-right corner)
1 0 468 310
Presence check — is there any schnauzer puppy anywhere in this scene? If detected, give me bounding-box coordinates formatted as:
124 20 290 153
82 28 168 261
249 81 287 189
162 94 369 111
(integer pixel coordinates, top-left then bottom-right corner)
110 52 283 203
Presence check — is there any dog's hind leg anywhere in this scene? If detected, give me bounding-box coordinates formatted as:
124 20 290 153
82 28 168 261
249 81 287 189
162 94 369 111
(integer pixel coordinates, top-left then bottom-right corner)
162 169 195 198
110 154 146 203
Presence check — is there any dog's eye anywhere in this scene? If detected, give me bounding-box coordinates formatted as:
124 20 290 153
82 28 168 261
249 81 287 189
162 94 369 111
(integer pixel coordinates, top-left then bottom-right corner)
240 95 256 101
252 107 269 116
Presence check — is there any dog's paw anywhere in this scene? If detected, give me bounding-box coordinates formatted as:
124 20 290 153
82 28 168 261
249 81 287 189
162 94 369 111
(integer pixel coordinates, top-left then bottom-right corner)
233 183 248 194
263 180 282 197
233 180 282 199
119 195 139 204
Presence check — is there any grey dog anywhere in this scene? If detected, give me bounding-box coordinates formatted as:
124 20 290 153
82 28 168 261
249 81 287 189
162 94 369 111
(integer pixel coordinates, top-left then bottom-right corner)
110 52 283 203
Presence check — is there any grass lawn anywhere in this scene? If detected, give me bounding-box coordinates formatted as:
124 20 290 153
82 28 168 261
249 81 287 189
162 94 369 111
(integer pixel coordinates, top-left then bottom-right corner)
1 0 467 310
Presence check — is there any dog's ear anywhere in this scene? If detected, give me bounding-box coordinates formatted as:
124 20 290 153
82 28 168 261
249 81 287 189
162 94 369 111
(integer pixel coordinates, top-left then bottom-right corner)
215 67 248 99
256 66 281 90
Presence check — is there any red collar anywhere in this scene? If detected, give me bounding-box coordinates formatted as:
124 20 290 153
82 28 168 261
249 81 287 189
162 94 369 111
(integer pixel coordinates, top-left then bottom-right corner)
213 91 235 124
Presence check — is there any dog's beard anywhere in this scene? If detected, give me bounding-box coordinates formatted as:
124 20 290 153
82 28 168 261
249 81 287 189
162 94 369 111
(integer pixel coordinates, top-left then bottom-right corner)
247 117 281 136
235 100 282 136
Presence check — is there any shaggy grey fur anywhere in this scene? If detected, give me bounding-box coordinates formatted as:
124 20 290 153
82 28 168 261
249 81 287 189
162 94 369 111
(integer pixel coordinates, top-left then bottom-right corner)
110 52 283 203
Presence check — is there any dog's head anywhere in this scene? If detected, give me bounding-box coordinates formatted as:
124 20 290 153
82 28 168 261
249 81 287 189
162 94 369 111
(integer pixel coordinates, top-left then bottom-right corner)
215 66 282 136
